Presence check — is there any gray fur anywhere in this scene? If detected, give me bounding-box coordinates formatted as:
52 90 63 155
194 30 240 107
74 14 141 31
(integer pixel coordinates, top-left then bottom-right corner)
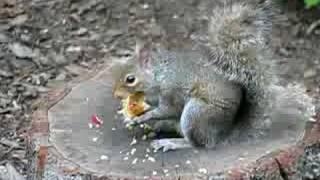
111 0 316 151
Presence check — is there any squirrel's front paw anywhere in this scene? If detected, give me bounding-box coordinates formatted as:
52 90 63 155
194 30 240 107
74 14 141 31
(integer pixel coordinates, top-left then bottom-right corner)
132 113 151 124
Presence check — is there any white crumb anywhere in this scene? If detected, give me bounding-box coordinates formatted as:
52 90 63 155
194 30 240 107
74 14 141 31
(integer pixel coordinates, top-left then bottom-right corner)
148 157 156 162
112 127 116 131
198 168 208 174
152 171 157 175
130 148 136 155
123 156 129 161
153 149 158 153
175 164 180 168
92 137 98 142
163 169 169 173
186 160 191 164
142 135 147 140
146 148 150 153
100 155 109 160
88 123 93 128
142 4 149 9
130 137 137 146
132 158 138 164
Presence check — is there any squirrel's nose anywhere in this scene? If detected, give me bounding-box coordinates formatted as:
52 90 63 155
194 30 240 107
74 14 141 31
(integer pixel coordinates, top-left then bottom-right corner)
113 91 122 99
112 89 128 99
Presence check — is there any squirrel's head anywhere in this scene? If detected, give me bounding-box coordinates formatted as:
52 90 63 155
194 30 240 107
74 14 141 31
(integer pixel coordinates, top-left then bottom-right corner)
111 40 156 99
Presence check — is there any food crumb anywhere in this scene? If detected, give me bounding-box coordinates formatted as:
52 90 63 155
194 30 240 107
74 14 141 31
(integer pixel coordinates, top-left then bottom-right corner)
132 158 138 164
152 171 157 175
123 156 129 161
100 155 109 160
112 127 116 131
88 123 93 128
148 157 156 162
163 169 169 173
130 137 137 146
92 137 98 142
198 168 208 174
130 148 137 155
175 164 180 168
153 149 158 153
142 3 149 9
142 135 147 140
146 148 150 153
186 160 191 164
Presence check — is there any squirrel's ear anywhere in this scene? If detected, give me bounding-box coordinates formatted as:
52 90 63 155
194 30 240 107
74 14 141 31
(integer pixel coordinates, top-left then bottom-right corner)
135 39 152 69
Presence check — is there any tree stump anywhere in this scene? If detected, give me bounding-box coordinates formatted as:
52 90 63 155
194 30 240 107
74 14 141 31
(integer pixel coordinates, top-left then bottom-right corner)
26 65 320 180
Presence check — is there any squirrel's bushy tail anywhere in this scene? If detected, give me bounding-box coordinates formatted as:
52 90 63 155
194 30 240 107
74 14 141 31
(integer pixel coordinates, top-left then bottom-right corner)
206 0 317 139
203 0 276 96
208 0 274 52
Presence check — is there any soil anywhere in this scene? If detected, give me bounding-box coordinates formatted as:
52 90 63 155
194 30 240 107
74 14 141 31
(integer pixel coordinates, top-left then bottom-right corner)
0 0 319 179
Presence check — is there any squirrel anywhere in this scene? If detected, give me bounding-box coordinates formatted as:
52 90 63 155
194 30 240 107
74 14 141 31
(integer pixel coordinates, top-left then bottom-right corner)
110 0 316 152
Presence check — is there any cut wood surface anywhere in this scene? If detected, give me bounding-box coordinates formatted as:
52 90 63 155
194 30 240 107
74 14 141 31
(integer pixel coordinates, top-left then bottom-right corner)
27 66 320 180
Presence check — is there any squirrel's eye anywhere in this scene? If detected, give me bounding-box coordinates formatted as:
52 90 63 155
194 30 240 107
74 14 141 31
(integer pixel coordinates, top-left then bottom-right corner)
125 74 137 86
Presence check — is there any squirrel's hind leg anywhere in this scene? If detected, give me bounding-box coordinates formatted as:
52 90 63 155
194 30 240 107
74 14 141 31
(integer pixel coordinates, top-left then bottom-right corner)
180 97 240 148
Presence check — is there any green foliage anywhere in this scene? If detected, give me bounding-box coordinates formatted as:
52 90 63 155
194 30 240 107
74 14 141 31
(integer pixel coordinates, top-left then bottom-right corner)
304 0 320 8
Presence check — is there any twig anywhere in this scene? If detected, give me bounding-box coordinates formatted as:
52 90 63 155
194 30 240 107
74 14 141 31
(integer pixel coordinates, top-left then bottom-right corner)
0 146 15 160
306 19 320 35
275 158 289 180
0 139 24 160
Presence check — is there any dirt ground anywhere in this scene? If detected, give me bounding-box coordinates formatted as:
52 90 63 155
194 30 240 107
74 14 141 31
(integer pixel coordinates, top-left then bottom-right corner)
0 0 320 179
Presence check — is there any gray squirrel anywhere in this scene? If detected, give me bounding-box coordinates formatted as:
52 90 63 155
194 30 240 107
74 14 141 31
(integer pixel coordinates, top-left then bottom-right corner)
111 0 316 151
